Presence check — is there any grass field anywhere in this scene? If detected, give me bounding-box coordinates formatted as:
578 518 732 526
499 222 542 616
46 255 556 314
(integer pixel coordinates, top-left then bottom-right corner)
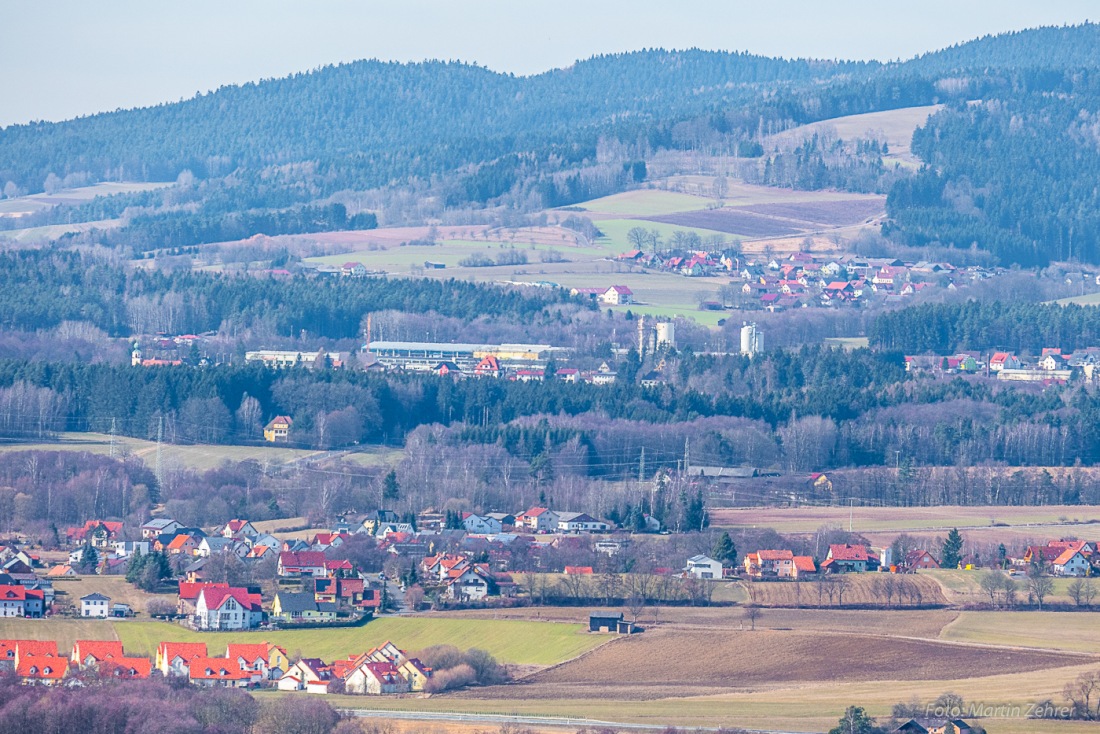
926 569 1100 609
765 105 944 166
0 431 401 472
941 611 1100 654
574 190 712 217
115 617 603 665
1054 292 1100 306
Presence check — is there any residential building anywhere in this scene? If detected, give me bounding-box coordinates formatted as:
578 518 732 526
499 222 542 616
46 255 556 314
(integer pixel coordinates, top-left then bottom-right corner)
278 551 329 578
80 593 111 618
227 642 289 680
156 642 208 677
272 591 338 622
823 544 872 573
70 640 124 667
684 555 723 580
462 514 503 534
0 585 45 617
555 512 610 533
141 518 181 539
515 507 559 533
263 416 293 442
193 586 263 631
188 657 258 688
600 285 634 305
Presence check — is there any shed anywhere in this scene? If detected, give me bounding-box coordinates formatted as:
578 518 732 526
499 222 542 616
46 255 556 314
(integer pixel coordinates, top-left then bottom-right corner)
588 612 640 634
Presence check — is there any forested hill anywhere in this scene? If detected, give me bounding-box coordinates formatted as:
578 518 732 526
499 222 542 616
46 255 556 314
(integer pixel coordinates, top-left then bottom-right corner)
0 50 868 194
5 25 1100 266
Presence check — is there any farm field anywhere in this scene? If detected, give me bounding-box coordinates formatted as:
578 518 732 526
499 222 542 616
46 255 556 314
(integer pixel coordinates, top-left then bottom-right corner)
928 570 1100 610
941 611 1100 654
764 105 944 165
573 189 713 217
741 573 948 608
1054 292 1100 306
48 576 170 614
0 182 172 217
113 617 604 665
0 431 400 472
709 503 1100 536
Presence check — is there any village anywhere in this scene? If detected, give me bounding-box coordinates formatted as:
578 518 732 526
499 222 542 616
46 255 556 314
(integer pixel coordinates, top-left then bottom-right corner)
2 498 1098 702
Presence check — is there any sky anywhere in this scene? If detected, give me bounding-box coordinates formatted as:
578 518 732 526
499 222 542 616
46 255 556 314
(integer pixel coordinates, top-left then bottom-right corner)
1 1 1095 128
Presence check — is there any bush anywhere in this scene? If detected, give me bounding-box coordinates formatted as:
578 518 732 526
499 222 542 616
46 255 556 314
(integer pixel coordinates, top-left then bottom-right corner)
416 645 509 688
423 663 477 693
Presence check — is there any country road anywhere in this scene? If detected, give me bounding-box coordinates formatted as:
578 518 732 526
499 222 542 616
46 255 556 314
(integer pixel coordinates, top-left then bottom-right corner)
338 708 820 734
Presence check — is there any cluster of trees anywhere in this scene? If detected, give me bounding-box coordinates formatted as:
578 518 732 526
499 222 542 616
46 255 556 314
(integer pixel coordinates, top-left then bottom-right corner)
0 250 583 338
869 300 1100 353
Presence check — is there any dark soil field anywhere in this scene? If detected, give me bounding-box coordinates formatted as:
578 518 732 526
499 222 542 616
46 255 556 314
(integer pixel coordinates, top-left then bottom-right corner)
641 210 811 237
742 198 885 226
456 628 1088 701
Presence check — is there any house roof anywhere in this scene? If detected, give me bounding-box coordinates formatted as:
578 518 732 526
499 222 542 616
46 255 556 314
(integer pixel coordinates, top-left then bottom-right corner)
793 556 817 573
1053 547 1086 566
189 657 253 680
97 657 152 679
72 640 124 662
142 518 178 530
280 551 327 568
199 586 260 611
17 657 67 680
756 550 794 561
167 535 195 550
179 581 229 601
158 641 208 661
81 593 111 602
607 285 633 295
828 544 870 562
227 643 272 663
276 591 321 613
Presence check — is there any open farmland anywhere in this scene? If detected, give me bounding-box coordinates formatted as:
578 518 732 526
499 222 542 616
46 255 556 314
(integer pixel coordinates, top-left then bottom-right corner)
709 503 1100 536
110 616 604 665
643 209 809 237
0 431 400 472
741 573 948 608
765 104 944 165
572 189 712 217
942 611 1100 654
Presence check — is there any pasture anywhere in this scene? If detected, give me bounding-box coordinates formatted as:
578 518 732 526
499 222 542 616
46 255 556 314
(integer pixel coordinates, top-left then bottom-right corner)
764 105 944 165
111 616 604 665
573 189 712 217
0 431 400 472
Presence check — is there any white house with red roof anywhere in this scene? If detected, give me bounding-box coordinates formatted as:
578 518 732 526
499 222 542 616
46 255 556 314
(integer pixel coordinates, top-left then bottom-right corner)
1051 542 1091 577
193 586 263 630
189 656 259 687
515 507 559 532
599 285 634 305
823 544 872 573
278 551 329 577
220 519 258 540
156 641 208 676
989 352 1021 371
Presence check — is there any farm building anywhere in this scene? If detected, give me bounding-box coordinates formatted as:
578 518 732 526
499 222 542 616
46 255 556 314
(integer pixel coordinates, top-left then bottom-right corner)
588 612 639 634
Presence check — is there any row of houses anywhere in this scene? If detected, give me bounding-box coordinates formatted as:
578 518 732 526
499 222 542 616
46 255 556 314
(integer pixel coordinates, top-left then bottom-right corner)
0 636 431 695
906 347 1100 384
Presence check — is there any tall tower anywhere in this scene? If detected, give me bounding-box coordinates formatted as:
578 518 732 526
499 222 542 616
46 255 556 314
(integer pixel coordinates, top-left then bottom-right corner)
740 322 762 357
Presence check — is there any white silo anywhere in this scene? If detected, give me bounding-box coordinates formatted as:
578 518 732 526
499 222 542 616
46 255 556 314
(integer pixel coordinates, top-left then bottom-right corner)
740 322 761 357
655 321 675 349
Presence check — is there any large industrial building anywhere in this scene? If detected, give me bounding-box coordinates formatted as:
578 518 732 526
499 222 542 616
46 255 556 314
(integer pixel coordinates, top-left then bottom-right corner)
363 341 566 372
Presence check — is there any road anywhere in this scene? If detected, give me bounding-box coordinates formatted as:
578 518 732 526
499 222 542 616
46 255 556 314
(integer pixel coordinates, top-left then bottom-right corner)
338 708 820 734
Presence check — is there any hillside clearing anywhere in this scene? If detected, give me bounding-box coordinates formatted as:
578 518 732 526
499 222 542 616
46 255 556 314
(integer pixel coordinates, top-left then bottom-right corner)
765 105 944 164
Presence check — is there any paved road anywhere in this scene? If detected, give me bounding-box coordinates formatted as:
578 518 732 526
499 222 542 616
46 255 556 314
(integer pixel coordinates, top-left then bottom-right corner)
338 708 820 734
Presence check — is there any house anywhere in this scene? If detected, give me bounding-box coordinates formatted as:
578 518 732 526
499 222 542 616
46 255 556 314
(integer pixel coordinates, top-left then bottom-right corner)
156 642 209 676
474 355 501 378
16 655 67 685
227 642 289 680
0 585 45 617
600 285 634 305
360 510 400 536
893 719 973 734
189 657 258 688
66 521 124 549
310 532 348 551
903 549 941 570
1052 546 1091 577
345 661 410 694
272 591 338 622
793 556 817 577
46 564 76 578
341 262 367 278
278 658 331 692
555 512 610 534
264 415 293 443
442 564 496 601
743 550 795 578
822 544 872 573
80 593 110 618
588 612 639 634
462 513 503 534
221 519 258 540
196 537 243 558
516 507 559 533
178 581 230 615
193 586 263 630
165 534 200 556
485 512 515 527
70 640 124 667
988 352 1021 371
278 551 329 578
684 555 723 580
111 540 151 559
141 518 182 539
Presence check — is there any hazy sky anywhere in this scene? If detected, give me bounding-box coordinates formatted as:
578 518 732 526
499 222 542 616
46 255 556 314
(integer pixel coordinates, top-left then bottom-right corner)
1 1 1095 127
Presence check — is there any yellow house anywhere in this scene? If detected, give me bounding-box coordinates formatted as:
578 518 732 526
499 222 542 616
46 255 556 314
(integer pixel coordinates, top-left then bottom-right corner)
263 415 293 443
